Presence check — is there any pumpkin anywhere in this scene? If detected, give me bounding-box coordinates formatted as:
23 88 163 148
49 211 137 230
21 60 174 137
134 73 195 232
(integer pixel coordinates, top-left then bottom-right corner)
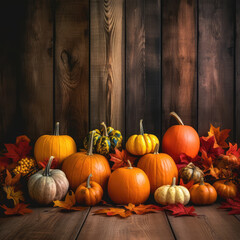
126 119 159 156
28 156 69 205
108 160 150 205
154 177 190 205
34 122 77 166
189 178 217 205
62 131 111 191
179 162 204 184
213 180 238 199
218 154 240 167
75 174 103 206
162 112 200 161
83 122 122 155
137 144 178 193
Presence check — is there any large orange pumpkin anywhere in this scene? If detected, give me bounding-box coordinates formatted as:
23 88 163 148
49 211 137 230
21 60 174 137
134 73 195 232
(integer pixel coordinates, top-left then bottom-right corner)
137 144 178 193
61 131 111 191
108 161 150 205
162 112 200 161
34 122 77 166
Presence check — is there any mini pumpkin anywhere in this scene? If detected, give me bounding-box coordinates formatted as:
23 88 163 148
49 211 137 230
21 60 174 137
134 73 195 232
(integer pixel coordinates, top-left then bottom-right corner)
28 156 69 205
75 174 103 206
108 160 150 205
189 178 217 205
34 122 77 166
126 119 159 156
154 177 190 205
213 180 238 199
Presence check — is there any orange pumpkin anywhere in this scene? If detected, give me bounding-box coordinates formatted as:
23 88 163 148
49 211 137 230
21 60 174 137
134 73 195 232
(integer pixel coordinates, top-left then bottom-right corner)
162 112 200 161
75 174 103 206
213 180 238 199
108 161 150 205
62 131 111 191
34 122 77 166
189 178 217 205
137 144 178 193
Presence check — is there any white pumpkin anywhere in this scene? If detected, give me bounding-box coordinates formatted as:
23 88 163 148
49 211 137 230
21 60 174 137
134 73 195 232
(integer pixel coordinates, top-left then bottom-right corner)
28 156 69 205
154 177 190 205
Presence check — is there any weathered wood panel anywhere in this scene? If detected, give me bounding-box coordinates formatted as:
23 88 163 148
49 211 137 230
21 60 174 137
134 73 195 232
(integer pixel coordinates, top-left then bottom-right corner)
198 0 235 139
90 0 125 136
55 0 89 146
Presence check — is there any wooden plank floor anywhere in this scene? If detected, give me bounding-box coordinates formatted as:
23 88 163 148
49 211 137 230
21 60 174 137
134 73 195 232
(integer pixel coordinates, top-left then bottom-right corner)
0 204 239 240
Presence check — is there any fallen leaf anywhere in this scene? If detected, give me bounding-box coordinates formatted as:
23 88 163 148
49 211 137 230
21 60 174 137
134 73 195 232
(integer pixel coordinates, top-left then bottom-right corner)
39 157 59 169
163 203 197 217
208 124 230 148
0 203 32 215
93 207 132 218
219 196 240 215
3 186 24 206
16 135 30 145
125 203 163 215
5 169 21 186
179 178 195 190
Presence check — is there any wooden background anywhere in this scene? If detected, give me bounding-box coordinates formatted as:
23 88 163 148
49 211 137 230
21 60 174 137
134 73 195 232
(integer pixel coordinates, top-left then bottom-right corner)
0 0 239 148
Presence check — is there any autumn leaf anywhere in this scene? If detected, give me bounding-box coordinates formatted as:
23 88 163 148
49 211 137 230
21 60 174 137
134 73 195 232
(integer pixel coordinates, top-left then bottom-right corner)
219 196 240 215
53 191 87 211
5 169 21 186
0 156 11 168
3 186 24 205
39 157 59 169
93 207 132 218
204 164 220 179
208 124 230 148
176 154 201 170
163 203 197 217
124 203 163 215
226 143 240 158
0 203 32 215
16 135 30 145
201 150 213 170
179 178 194 190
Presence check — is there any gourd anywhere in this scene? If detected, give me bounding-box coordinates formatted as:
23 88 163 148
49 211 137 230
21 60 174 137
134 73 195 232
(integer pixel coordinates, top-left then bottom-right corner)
179 162 204 184
162 112 200 161
154 177 190 205
83 122 122 155
126 119 159 156
34 122 77 166
213 180 238 199
137 144 178 193
75 174 103 206
28 156 69 205
189 178 217 205
62 131 111 191
108 160 150 205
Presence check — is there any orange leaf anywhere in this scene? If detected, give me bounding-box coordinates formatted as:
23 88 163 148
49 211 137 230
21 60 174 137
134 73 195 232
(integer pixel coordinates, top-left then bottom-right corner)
93 207 132 218
5 170 21 186
204 164 220 179
179 178 194 190
0 203 32 215
201 150 213 170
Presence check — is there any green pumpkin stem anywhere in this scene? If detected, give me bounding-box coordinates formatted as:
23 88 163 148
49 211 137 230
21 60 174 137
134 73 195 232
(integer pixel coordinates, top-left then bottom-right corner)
87 131 95 155
54 122 60 135
200 177 205 185
170 112 184 125
140 119 144 135
127 160 133 169
171 177 176 186
86 174 92 188
43 156 54 176
101 122 108 137
154 143 159 154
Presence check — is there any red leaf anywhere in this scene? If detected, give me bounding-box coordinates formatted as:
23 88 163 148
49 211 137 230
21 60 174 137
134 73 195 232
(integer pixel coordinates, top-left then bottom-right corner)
16 135 30 145
176 154 201 170
201 150 213 169
163 203 197 217
219 196 240 215
226 143 240 158
0 156 11 168
179 178 194 190
0 203 32 215
39 157 59 169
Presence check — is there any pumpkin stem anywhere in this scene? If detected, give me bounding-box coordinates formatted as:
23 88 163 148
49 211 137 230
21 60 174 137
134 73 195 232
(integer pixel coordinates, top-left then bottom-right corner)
54 122 60 135
140 119 144 135
200 177 205 185
87 131 95 155
101 122 108 137
171 177 176 186
86 173 92 188
43 156 54 176
154 143 159 154
170 112 184 125
127 160 133 169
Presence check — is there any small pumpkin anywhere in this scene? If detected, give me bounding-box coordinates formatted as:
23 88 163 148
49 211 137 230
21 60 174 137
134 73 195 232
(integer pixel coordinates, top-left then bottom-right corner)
28 156 69 205
213 180 238 199
179 162 204 184
34 122 77 166
137 144 178 193
154 177 190 205
75 174 103 206
108 160 150 205
83 122 122 155
189 178 217 205
218 154 240 167
162 112 200 161
62 131 111 191
126 119 159 156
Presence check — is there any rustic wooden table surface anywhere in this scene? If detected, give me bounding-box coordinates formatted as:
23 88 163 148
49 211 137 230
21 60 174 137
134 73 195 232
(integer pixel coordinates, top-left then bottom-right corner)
0 204 240 240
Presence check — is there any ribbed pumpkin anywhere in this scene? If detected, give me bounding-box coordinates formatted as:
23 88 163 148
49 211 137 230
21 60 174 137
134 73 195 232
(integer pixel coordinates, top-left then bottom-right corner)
62 131 111 191
126 119 159 156
137 144 178 193
213 180 238 199
108 161 150 205
34 122 77 166
162 112 200 161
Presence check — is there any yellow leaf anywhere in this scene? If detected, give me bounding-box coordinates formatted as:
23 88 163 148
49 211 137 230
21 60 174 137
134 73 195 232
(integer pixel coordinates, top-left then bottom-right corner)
3 186 24 206
208 124 230 148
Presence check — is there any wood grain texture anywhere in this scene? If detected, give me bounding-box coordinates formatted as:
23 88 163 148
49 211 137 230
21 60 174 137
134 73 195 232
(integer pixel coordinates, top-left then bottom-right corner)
0 207 90 240
126 0 161 139
78 206 174 240
162 0 197 136
55 0 89 146
198 0 235 138
90 0 125 135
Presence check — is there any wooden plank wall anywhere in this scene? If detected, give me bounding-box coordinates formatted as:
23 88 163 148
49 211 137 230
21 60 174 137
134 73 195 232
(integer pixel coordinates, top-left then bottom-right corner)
0 0 239 147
